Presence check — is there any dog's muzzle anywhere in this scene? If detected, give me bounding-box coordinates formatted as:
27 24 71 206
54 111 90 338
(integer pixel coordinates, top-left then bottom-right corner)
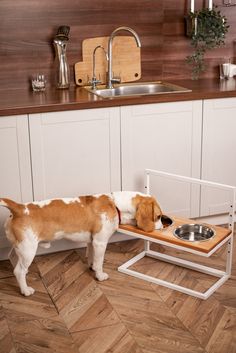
155 218 163 230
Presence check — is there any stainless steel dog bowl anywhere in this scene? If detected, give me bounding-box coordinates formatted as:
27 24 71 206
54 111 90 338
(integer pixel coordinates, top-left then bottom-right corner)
173 223 215 242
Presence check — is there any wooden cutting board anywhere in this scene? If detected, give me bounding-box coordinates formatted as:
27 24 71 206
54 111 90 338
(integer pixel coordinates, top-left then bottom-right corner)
74 36 141 86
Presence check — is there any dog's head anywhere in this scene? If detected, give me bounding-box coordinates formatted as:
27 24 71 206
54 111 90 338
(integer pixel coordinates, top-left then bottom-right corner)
135 196 163 232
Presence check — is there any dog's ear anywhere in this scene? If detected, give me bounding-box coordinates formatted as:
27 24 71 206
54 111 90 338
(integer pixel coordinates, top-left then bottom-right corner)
136 201 155 232
153 200 162 221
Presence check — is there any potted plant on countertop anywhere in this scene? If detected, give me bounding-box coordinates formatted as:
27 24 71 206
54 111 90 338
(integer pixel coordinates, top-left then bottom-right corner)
186 5 229 79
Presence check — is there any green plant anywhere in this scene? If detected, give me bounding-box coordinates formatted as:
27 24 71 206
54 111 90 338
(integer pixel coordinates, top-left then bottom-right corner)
186 6 229 79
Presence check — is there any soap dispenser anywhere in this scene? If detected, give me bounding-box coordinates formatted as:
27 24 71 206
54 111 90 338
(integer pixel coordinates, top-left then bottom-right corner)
53 25 70 89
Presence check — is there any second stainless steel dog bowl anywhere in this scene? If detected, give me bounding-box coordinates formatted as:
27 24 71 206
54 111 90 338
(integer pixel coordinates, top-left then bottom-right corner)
173 223 215 242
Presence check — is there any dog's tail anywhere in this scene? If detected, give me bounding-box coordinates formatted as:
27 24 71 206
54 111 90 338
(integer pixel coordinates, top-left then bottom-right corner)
0 198 24 216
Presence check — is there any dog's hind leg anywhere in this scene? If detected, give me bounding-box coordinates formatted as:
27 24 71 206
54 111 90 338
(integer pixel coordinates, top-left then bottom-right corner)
13 229 38 296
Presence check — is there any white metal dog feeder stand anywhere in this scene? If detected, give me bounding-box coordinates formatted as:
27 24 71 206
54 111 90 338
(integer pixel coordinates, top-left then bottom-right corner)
118 169 235 300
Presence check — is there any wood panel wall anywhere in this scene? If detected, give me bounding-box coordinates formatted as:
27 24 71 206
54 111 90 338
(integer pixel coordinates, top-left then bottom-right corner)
0 0 235 90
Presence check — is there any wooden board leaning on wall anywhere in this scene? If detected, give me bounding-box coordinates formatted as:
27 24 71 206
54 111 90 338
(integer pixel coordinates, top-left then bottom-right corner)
75 36 141 86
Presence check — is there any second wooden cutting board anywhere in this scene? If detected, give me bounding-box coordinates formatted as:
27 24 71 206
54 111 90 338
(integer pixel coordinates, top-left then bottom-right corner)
74 36 141 86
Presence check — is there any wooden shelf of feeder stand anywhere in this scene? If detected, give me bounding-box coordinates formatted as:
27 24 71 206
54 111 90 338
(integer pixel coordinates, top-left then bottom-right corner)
118 216 231 254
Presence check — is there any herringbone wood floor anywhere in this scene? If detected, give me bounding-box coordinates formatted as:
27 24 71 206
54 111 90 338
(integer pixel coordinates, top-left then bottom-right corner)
0 234 236 353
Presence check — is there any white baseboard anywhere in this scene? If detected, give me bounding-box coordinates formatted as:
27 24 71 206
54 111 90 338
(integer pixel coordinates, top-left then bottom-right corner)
192 213 231 225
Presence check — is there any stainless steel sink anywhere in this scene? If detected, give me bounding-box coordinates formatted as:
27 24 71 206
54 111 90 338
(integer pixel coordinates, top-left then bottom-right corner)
86 81 191 98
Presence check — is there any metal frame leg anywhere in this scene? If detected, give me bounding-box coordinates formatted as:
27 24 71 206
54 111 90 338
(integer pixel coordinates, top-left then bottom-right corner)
118 236 232 300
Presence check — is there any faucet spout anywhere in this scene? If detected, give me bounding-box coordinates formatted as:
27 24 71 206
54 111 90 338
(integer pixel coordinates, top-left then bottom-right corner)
90 45 108 90
107 26 141 89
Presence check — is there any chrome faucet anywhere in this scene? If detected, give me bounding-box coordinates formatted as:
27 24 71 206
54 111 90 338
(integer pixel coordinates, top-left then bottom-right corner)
90 45 108 90
107 26 141 89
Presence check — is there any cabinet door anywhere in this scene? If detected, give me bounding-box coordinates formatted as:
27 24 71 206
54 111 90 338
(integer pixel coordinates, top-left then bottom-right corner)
121 101 202 217
201 98 236 217
0 115 33 250
29 107 121 200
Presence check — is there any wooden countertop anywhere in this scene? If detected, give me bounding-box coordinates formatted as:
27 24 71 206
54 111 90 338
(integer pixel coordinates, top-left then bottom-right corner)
1 78 236 116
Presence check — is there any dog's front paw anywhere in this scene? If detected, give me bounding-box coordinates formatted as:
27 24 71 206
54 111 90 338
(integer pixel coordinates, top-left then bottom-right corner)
96 272 109 281
21 286 35 296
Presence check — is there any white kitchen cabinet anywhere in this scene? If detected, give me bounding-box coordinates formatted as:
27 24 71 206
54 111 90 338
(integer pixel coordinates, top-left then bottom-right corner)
121 101 203 217
29 107 121 200
0 115 33 250
200 98 236 217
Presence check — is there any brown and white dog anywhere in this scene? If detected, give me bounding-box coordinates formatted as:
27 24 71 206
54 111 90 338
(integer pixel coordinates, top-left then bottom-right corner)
0 192 162 296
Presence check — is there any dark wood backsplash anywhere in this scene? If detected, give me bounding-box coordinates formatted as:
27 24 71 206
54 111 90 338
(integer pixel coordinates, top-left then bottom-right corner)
0 0 235 90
